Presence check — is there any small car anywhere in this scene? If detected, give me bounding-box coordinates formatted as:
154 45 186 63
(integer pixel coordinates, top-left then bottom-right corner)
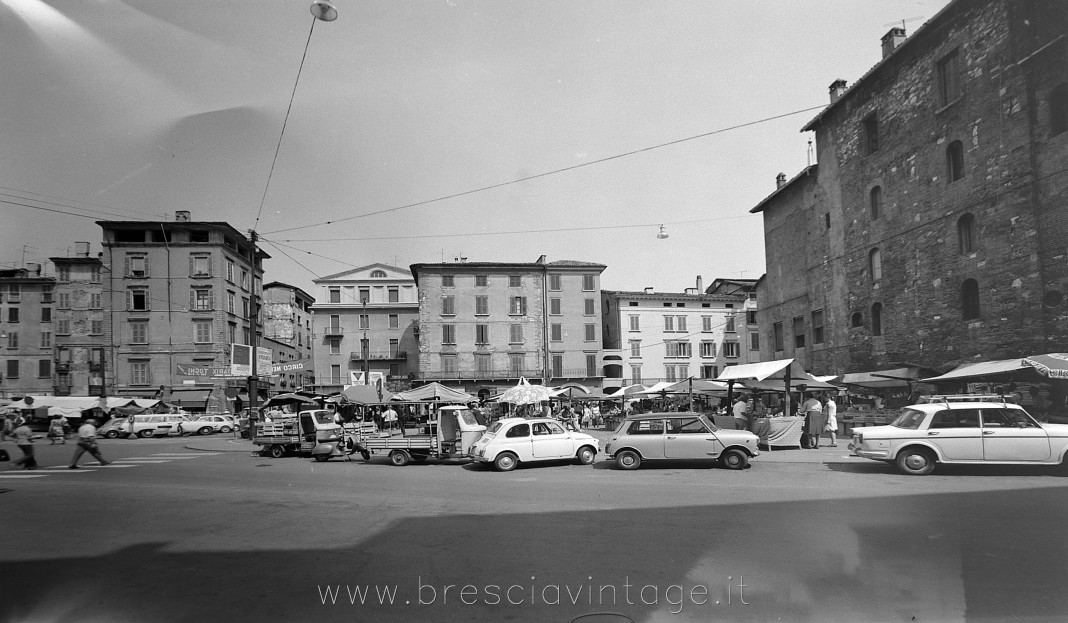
179 415 235 436
470 417 600 472
122 413 192 438
97 417 128 439
850 398 1068 475
604 412 760 470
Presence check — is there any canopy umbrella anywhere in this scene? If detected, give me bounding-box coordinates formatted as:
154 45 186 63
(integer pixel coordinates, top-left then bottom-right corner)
606 384 647 398
497 377 554 406
338 384 394 405
1023 353 1068 380
392 382 476 403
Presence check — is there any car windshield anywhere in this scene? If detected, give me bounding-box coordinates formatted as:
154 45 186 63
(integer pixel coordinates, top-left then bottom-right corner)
311 410 335 425
483 422 503 437
890 408 927 430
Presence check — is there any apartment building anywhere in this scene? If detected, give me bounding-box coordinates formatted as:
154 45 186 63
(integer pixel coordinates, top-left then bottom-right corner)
50 243 107 396
0 265 56 398
262 281 316 391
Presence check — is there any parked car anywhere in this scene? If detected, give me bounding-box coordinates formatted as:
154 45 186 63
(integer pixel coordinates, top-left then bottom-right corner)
179 415 235 436
98 417 128 439
121 413 192 438
849 397 1068 475
604 412 760 470
470 417 599 472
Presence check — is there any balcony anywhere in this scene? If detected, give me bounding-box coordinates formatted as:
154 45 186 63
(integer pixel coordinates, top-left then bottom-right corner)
349 350 407 361
419 368 546 381
323 326 344 336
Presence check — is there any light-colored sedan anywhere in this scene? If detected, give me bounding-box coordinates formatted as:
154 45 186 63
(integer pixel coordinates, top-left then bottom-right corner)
178 415 235 436
604 412 761 470
850 399 1068 475
470 417 600 472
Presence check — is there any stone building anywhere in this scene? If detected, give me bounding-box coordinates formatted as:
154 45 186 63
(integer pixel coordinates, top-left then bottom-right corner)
754 0 1068 375
310 263 419 395
50 242 107 396
410 256 606 397
0 265 56 398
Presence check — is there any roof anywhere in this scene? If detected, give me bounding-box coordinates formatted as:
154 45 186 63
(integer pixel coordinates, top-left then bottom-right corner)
749 165 818 214
602 289 743 303
316 262 413 282
919 358 1029 383
263 281 314 302
410 259 607 282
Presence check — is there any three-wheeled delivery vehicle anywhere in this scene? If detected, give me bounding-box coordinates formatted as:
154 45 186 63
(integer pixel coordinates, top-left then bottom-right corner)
352 405 486 465
253 409 347 461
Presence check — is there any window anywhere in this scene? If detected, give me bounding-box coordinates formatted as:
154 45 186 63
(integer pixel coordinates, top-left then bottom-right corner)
89 266 101 283
724 315 736 332
701 364 717 379
227 292 236 315
58 292 70 309
5 331 16 348
476 353 491 375
750 332 760 350
552 355 563 377
127 254 148 277
871 302 883 336
946 140 964 182
702 316 713 332
549 274 561 291
793 316 806 349
128 287 149 311
388 314 399 329
851 312 863 328
189 229 209 243
330 364 341 384
700 341 716 357
91 320 102 335
584 298 595 316
6 360 18 378
441 275 454 287
509 297 527 315
1051 83 1068 136
190 254 211 277
241 270 249 290
329 338 340 355
722 341 740 358
475 275 488 287
586 354 597 377
388 287 399 302
41 286 52 303
359 288 369 304
358 314 369 330
7 307 18 323
870 186 883 220
130 320 148 344
510 354 525 376
812 310 824 345
56 319 70 335
40 332 51 348
242 298 250 318
773 322 784 351
509 275 521 288
869 248 882 281
370 270 386 278
475 296 489 315
825 212 831 230
962 279 981 320
582 275 595 291
58 265 70 281
329 288 341 303
389 339 400 358
549 298 562 315
663 316 675 332
631 365 642 384
442 324 456 345
41 308 51 322
862 113 879 154
665 341 691 358
7 284 19 302
958 213 978 254
746 311 757 325
130 361 150 385
936 48 961 107
90 293 101 309
629 340 641 357
550 324 563 342
226 260 235 283
510 324 523 344
584 323 596 341
37 360 51 378
441 296 455 316
228 322 236 344
190 287 214 311
629 315 640 331
677 316 687 332
194 321 212 343
475 324 489 345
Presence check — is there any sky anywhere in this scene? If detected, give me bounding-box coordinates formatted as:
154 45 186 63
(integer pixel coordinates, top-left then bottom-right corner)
0 0 950 295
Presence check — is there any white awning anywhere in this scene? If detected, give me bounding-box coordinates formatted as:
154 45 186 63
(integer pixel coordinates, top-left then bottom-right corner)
716 359 808 382
920 359 1028 383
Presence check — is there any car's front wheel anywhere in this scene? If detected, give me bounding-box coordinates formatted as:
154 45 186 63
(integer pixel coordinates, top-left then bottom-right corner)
104 430 118 439
219 426 232 433
896 447 936 475
615 449 641 470
137 429 154 439
720 448 749 470
493 452 518 472
268 445 286 459
198 427 213 435
575 446 596 465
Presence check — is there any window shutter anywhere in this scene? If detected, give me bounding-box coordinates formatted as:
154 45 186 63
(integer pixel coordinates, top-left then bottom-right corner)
208 255 214 276
209 288 215 310
143 257 150 277
190 289 196 310
189 255 195 276
124 255 131 276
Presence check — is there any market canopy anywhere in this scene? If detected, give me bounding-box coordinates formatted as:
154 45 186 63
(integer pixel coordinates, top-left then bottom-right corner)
717 359 808 382
920 358 1030 384
2 396 157 418
1022 353 1068 380
663 378 730 393
606 384 648 398
392 382 475 403
638 381 678 395
742 374 839 392
337 384 394 405
840 365 938 388
497 377 554 405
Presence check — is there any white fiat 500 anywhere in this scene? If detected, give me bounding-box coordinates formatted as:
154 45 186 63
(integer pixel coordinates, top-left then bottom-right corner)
850 398 1068 475
470 417 599 472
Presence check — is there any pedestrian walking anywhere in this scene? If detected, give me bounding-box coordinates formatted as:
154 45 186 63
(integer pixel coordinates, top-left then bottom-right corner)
801 394 825 449
732 395 749 430
823 393 839 447
68 418 111 469
1 415 13 441
48 415 68 445
11 420 42 470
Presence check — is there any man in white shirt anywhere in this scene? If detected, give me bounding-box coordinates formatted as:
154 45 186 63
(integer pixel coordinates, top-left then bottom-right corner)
382 406 398 432
69 418 111 469
732 396 748 430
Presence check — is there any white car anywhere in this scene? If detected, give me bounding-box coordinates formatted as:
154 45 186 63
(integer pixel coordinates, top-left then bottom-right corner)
178 415 235 436
850 398 1068 475
470 417 599 472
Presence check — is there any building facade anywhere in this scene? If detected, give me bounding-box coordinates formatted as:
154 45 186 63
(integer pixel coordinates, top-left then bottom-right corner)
755 0 1068 375
51 243 107 396
602 281 748 390
0 265 56 398
310 264 418 395
99 212 266 411
410 257 606 396
262 281 316 391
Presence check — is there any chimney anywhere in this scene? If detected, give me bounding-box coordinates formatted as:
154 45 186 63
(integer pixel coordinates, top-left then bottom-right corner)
696 275 703 293
644 286 654 294
175 210 191 222
535 254 547 264
74 241 90 257
829 79 848 103
27 262 41 276
881 27 907 59
775 172 787 188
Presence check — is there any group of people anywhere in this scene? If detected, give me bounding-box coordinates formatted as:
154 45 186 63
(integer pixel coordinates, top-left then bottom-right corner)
3 413 112 470
729 391 839 449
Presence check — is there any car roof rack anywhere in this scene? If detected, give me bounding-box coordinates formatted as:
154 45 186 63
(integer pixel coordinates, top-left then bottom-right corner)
917 394 1014 407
